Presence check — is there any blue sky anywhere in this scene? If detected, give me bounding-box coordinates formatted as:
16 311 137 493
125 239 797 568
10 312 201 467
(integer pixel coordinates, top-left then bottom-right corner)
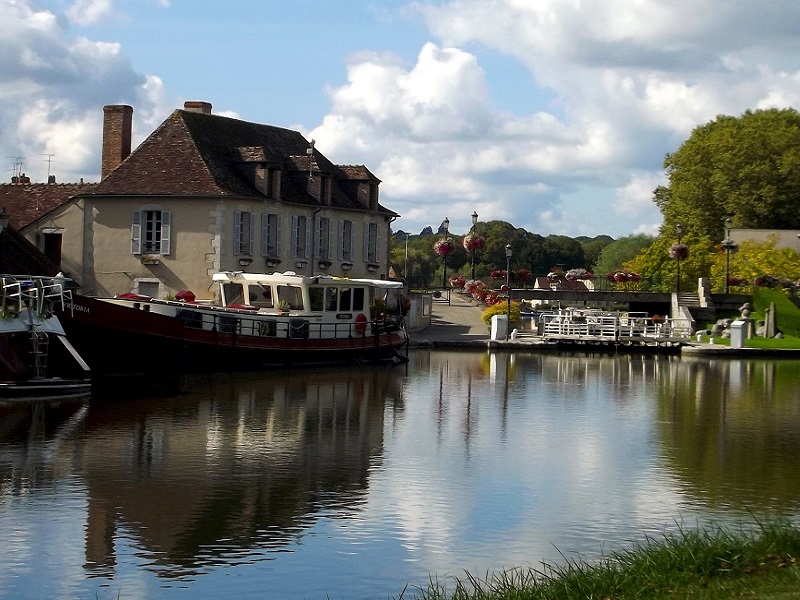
4 0 800 238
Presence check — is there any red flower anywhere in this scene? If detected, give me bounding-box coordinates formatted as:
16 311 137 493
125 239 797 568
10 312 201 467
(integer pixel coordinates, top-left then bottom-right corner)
433 237 456 256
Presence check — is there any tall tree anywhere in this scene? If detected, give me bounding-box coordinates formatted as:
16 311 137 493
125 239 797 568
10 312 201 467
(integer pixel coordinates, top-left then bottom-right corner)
655 108 800 240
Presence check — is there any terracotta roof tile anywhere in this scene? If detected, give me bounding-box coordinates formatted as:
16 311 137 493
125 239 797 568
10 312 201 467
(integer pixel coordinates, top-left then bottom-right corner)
0 183 96 229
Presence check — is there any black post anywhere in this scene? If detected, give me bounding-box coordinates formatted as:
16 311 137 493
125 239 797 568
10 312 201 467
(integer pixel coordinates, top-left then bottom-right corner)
505 244 512 341
675 223 684 294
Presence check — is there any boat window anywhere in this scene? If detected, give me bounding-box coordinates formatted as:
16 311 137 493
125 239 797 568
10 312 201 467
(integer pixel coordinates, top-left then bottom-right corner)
277 285 304 310
353 288 365 311
248 284 273 308
309 287 324 311
340 288 352 311
325 287 338 311
223 283 245 306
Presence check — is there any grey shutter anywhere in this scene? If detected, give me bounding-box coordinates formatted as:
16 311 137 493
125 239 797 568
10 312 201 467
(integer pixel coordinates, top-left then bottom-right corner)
363 223 369 262
305 216 312 258
233 211 242 256
161 211 171 255
261 214 269 256
291 216 298 258
131 210 141 254
248 212 255 255
375 222 380 262
337 220 345 260
276 215 282 258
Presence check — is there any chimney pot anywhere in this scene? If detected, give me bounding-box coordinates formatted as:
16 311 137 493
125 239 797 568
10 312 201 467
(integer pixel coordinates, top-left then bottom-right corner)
183 101 212 114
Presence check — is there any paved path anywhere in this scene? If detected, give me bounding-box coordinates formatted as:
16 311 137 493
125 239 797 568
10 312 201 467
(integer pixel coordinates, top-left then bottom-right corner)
409 292 491 347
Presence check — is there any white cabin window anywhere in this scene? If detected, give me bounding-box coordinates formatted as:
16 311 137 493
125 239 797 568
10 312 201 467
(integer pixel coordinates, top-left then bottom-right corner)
131 209 171 255
261 213 281 258
234 211 255 256
338 219 354 261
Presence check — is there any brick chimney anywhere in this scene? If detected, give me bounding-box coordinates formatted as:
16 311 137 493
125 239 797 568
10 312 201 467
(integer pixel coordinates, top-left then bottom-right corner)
101 104 133 179
183 101 212 114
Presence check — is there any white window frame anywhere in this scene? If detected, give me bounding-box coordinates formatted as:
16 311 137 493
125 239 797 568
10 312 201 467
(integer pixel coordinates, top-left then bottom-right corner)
131 209 171 255
338 219 354 262
261 213 282 258
317 217 332 260
291 215 311 258
364 222 379 263
234 210 255 256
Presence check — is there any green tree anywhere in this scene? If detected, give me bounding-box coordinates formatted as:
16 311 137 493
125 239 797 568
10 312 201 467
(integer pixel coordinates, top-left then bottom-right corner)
656 108 800 241
711 235 800 291
593 234 655 275
624 234 717 292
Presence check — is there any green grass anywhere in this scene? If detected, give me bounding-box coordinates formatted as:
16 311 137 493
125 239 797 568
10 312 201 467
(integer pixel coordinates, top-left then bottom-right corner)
399 521 800 600
752 288 800 337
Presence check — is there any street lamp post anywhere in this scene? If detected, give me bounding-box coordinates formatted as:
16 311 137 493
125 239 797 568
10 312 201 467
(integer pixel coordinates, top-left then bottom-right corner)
470 211 479 280
442 217 450 289
721 217 738 294
505 244 512 341
675 223 684 294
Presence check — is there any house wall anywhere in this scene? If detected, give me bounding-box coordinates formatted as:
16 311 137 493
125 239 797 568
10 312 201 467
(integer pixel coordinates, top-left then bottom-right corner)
729 228 800 252
24 196 391 300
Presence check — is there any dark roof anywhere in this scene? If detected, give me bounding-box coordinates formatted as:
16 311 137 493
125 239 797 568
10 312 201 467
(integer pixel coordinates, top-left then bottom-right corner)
0 183 96 229
91 109 397 216
0 224 61 276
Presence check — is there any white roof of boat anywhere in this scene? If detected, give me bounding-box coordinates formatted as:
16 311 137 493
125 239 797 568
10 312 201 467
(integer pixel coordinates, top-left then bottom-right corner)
212 271 404 289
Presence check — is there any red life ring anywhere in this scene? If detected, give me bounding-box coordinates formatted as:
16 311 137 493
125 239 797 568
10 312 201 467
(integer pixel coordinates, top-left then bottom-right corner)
354 313 368 335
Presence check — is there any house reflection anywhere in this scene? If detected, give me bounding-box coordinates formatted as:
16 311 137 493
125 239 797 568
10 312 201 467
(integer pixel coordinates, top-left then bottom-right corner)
76 368 404 577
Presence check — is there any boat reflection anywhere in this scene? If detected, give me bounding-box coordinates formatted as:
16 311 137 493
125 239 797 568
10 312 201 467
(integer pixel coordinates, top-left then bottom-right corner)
75 367 405 577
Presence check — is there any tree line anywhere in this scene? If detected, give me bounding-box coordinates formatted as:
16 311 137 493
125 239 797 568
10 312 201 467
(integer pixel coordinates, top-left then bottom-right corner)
392 107 800 291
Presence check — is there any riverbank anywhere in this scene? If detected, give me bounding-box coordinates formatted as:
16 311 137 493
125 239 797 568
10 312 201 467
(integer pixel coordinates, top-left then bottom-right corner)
401 520 800 600
409 292 800 356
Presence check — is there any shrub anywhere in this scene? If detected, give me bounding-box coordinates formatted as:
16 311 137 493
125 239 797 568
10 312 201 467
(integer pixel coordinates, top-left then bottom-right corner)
481 300 522 328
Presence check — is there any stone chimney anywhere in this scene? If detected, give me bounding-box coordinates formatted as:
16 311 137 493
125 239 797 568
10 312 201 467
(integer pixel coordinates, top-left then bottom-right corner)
183 101 212 114
101 104 133 179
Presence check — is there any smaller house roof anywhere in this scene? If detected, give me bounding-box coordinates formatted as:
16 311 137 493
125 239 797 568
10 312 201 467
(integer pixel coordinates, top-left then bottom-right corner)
0 182 96 229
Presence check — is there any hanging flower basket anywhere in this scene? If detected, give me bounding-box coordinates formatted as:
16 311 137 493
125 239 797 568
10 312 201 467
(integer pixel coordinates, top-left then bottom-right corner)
449 274 465 288
668 243 689 261
462 233 485 251
433 237 456 256
517 269 532 282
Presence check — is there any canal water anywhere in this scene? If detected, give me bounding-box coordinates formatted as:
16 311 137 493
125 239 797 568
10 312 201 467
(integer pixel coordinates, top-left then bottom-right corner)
2 349 800 600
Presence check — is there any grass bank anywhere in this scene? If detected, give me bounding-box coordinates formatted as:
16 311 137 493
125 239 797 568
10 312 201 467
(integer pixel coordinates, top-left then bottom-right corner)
399 521 800 600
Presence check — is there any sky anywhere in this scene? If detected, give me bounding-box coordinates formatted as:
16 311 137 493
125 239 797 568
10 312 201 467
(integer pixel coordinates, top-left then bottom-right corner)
3 0 800 239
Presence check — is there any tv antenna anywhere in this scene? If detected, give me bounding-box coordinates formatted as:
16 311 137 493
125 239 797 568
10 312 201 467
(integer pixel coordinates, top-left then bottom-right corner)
40 153 55 179
7 156 23 179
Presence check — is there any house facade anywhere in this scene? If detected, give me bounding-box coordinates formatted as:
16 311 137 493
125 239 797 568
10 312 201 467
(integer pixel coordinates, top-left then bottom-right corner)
21 102 398 301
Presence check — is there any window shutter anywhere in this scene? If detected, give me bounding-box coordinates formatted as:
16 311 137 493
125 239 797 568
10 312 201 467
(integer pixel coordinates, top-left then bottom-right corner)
131 210 141 254
305 216 312 258
337 221 344 260
291 216 298 258
248 212 255 256
161 211 171 255
363 223 369 262
276 215 282 257
233 211 242 256
327 220 333 260
375 223 380 262
350 222 355 262
261 214 269 256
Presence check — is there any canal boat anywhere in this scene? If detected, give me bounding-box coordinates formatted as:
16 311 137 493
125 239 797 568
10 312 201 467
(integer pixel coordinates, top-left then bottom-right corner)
57 271 410 376
0 275 92 399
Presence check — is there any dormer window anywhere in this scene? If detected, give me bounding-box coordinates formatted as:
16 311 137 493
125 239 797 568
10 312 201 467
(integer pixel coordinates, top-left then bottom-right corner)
369 184 378 210
321 176 331 205
267 168 281 199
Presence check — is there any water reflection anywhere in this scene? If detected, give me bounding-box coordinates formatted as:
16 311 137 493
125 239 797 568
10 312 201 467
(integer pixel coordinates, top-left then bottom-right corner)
2 352 800 600
73 368 401 578
656 357 800 510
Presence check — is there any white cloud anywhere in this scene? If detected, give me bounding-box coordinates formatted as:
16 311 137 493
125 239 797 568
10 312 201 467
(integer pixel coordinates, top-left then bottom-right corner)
0 0 158 183
66 0 113 26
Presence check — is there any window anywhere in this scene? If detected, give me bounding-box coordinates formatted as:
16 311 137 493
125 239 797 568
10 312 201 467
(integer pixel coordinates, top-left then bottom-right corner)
131 210 171 255
277 285 304 310
338 220 353 261
364 222 379 263
43 232 62 266
234 211 255 256
248 284 273 308
321 176 331 204
309 287 324 311
291 215 310 258
261 213 281 258
317 217 332 260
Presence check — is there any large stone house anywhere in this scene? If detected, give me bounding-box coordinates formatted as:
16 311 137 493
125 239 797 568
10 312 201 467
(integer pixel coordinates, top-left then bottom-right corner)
20 101 398 300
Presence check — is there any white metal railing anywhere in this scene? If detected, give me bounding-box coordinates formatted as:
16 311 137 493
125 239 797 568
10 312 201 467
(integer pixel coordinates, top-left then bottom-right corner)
538 309 683 342
1 274 72 316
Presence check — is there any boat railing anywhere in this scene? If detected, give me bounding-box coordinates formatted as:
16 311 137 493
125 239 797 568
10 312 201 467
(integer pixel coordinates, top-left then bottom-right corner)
1 274 72 316
167 302 404 341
